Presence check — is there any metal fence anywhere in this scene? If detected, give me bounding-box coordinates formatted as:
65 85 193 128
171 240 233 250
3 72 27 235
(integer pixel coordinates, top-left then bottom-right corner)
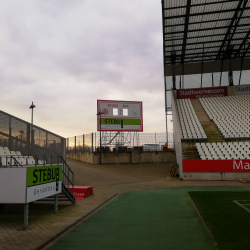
66 132 174 154
0 110 66 158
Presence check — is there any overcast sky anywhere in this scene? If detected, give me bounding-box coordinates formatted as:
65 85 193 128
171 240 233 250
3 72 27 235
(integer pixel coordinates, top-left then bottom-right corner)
0 0 169 137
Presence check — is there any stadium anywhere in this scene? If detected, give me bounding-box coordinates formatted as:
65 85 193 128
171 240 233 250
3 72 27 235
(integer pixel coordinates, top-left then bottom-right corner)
162 0 250 180
0 0 250 249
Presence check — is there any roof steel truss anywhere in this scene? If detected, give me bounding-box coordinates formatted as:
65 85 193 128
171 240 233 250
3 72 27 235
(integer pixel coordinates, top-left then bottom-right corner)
162 0 250 74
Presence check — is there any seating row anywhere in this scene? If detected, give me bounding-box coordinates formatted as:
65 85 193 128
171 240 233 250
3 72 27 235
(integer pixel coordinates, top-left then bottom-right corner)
196 142 250 160
177 99 207 140
199 95 250 139
0 147 44 166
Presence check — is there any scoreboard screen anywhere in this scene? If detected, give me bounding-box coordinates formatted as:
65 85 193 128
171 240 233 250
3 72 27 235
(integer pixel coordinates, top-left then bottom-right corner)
97 100 143 132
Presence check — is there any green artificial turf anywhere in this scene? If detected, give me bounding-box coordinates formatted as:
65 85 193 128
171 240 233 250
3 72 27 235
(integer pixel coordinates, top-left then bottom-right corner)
189 191 250 250
49 188 217 250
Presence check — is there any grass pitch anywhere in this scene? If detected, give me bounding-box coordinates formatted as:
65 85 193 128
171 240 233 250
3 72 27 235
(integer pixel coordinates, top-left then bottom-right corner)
189 191 250 250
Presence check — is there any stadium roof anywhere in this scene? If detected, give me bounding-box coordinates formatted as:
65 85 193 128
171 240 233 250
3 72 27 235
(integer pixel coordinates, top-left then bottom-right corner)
162 0 250 76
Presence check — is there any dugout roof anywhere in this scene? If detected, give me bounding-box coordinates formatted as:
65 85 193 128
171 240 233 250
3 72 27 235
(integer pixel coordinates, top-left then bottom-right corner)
162 0 250 76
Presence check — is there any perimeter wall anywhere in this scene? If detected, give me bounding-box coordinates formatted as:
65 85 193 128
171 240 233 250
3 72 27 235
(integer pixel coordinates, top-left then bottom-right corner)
67 151 176 164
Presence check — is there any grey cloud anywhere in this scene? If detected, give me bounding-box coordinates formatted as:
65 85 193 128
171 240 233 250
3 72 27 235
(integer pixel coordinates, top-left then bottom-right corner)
0 0 166 137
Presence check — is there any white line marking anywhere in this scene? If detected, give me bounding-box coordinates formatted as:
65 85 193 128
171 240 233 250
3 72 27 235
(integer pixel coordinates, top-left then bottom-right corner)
233 200 250 214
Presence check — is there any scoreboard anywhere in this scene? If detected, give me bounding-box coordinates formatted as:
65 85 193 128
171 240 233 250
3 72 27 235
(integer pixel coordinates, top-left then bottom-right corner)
97 100 143 132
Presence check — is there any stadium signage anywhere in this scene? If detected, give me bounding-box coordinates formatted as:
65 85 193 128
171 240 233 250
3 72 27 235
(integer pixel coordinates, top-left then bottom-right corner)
233 160 250 170
177 87 227 99
97 100 143 132
26 165 62 203
0 165 63 204
235 84 250 96
183 160 250 172
101 118 141 125
27 166 62 186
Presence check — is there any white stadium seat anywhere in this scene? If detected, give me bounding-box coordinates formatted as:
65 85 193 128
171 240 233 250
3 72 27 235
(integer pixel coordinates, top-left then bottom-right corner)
177 99 207 140
195 142 250 160
199 95 250 139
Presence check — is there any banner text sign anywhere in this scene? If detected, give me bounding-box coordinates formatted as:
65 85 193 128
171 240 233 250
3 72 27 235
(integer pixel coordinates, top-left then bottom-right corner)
26 165 62 203
235 84 250 96
183 160 250 172
177 86 228 99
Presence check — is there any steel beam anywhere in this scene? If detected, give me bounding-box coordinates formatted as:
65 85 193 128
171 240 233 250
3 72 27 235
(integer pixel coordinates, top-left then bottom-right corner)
181 0 191 64
164 0 239 10
164 7 250 20
164 23 249 36
234 29 250 59
216 0 248 60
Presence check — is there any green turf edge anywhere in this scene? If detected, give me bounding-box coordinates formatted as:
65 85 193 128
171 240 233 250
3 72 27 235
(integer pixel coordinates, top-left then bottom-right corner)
188 191 250 250
188 192 219 249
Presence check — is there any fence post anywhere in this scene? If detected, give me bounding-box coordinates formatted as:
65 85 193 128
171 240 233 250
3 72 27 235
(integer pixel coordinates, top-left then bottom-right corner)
24 203 29 229
9 117 12 151
95 133 96 152
46 132 48 149
91 133 93 152
83 134 85 152
66 137 69 153
74 136 76 154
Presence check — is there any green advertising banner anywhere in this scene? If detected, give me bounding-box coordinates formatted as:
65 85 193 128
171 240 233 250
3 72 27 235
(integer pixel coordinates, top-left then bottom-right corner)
27 165 62 187
100 118 141 125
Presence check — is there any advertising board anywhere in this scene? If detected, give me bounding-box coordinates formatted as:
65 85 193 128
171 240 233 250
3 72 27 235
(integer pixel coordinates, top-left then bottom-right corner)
183 160 250 172
26 165 62 203
97 100 143 132
177 86 227 99
0 165 63 204
234 84 250 96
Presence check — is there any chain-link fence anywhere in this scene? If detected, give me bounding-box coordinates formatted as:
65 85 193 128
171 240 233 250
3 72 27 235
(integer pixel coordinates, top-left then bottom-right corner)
66 132 174 153
0 110 65 158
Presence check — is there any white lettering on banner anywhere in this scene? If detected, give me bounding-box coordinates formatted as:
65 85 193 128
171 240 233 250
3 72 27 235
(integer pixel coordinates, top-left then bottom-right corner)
179 88 225 96
233 160 250 170
177 87 227 99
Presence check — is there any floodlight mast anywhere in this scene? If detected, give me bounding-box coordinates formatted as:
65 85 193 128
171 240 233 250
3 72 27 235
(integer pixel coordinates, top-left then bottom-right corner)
96 111 104 165
29 101 36 126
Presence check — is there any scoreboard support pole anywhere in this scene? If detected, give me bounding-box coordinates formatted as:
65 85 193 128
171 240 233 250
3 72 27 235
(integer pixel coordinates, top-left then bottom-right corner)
97 111 104 165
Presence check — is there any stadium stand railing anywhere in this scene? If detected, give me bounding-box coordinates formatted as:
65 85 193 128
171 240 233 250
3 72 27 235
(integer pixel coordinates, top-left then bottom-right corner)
0 110 66 158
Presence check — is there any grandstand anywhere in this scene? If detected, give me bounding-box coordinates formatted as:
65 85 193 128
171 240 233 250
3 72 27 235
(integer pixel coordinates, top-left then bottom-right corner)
0 110 75 227
162 0 250 180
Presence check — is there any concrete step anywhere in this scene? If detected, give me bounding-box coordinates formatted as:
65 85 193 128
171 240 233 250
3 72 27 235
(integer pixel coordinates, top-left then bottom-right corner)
191 99 225 143
182 142 200 160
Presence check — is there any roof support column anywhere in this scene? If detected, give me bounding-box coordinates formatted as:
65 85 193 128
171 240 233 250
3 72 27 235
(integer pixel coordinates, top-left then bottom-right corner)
228 71 234 86
172 76 176 90
238 57 244 85
181 64 185 89
161 0 169 136
201 43 205 88
171 51 177 90
228 46 234 86
219 59 224 86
